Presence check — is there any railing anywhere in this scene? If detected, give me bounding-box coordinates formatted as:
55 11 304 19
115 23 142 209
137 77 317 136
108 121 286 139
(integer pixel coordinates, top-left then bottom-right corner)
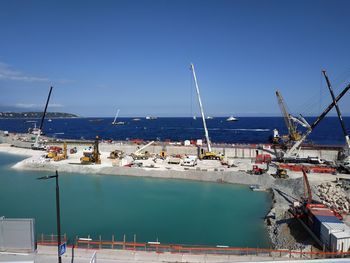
37 234 350 260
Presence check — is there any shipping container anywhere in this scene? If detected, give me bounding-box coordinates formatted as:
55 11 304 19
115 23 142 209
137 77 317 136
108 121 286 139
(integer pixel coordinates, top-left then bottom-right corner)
320 222 346 237
310 209 337 217
319 222 345 249
330 227 350 252
310 215 342 237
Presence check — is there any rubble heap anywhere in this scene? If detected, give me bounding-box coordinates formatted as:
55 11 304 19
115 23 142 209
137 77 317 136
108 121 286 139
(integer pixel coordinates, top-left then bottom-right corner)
317 182 350 214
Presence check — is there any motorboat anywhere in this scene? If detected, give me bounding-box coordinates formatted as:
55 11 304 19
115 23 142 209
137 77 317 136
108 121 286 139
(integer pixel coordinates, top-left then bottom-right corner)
226 116 238 122
146 116 157 120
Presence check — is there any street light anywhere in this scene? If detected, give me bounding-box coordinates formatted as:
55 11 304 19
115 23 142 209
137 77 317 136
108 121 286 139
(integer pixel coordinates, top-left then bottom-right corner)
37 170 62 263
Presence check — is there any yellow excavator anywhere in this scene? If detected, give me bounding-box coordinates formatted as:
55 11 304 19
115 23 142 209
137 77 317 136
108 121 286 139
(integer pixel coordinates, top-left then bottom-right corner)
80 136 101 164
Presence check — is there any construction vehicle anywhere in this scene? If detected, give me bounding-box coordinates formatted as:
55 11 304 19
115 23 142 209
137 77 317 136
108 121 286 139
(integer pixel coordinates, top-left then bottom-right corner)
248 165 265 175
70 147 77 154
32 86 53 150
282 80 350 160
130 141 154 160
46 146 62 159
275 90 310 142
159 143 167 158
109 149 124 159
53 142 68 161
80 136 101 164
190 63 223 160
272 167 289 179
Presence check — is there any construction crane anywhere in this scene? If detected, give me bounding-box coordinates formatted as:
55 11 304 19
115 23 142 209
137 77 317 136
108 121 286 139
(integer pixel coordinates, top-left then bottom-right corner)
275 90 309 142
32 86 53 150
190 63 222 160
131 141 155 160
322 70 350 162
284 81 350 159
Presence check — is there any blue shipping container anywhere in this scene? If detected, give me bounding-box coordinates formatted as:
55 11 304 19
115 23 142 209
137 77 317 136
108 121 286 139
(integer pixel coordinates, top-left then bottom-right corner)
312 215 342 237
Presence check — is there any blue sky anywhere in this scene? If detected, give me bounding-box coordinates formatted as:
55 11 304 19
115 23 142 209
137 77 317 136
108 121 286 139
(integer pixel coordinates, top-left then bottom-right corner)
0 0 350 117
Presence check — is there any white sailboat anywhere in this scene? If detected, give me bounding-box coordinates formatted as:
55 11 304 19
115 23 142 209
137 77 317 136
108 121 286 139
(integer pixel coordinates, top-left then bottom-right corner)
226 116 238 122
112 109 125 125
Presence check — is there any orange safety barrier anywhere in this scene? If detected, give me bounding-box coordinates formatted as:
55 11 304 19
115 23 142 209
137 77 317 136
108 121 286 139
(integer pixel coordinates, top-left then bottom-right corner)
279 164 336 174
36 234 350 259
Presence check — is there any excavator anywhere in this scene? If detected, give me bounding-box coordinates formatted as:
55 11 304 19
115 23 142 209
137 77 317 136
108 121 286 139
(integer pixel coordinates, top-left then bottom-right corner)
190 63 223 160
80 136 101 164
275 90 310 143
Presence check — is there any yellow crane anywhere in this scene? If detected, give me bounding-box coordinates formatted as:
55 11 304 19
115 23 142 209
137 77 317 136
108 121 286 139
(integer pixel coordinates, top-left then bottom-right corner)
275 90 309 142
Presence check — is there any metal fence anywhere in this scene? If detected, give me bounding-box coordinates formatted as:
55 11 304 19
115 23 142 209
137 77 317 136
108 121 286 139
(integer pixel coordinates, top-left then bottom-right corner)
37 234 350 260
0 218 36 253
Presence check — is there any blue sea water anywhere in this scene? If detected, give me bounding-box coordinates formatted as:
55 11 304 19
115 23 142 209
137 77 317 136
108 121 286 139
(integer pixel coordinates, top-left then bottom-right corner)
0 117 349 145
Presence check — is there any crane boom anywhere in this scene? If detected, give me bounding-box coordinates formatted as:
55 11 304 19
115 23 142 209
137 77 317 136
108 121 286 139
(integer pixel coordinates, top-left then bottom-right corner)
39 86 53 131
190 63 212 153
134 141 155 155
285 82 350 157
276 90 295 136
322 70 350 152
302 169 312 204
32 86 53 150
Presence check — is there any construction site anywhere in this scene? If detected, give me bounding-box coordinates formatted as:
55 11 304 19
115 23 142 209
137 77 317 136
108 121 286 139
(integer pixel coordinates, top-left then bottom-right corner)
1 67 350 261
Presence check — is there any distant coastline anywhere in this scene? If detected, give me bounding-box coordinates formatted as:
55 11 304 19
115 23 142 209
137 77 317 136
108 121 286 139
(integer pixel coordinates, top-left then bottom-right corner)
0 112 79 119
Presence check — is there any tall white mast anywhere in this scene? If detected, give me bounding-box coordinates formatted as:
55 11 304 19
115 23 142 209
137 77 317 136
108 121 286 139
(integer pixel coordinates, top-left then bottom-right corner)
190 63 212 153
113 109 120 124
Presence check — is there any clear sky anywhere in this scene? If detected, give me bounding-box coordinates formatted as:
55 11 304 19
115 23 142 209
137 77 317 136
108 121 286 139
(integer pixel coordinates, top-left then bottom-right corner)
0 0 350 117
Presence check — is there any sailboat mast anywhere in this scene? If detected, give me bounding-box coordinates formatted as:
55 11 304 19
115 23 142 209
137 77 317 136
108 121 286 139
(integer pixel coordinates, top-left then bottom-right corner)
190 63 212 153
113 109 120 123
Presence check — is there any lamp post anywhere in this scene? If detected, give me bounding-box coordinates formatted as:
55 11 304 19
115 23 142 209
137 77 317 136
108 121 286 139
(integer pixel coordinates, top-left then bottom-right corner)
37 170 62 263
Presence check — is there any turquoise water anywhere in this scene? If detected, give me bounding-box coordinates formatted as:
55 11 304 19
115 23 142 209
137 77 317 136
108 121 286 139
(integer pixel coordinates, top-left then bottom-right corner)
0 153 272 247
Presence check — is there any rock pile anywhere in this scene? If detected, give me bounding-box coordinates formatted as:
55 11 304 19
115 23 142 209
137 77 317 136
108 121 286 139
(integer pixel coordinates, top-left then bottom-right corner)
317 183 350 214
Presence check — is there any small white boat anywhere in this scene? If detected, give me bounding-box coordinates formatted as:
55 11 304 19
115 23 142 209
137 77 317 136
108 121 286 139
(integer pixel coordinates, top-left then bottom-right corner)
193 116 197 120
249 185 267 191
132 118 141 121
112 109 125 125
48 119 52 122
226 116 238 122
206 116 213 120
146 116 157 120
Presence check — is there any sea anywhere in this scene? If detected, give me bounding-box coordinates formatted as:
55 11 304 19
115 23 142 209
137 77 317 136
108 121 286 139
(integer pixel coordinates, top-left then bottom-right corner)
0 116 349 145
